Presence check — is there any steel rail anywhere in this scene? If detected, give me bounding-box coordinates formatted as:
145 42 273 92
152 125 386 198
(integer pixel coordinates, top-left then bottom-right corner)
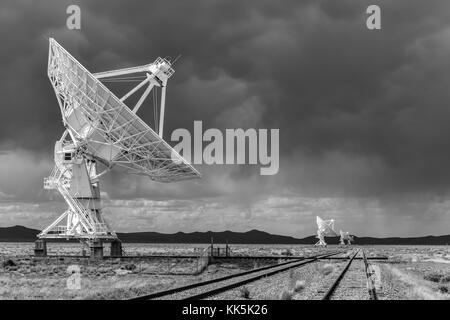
181 251 343 300
130 258 301 300
322 249 360 300
129 251 343 300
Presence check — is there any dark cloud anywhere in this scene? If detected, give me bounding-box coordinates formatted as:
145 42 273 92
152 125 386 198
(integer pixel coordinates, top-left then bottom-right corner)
1 0 450 235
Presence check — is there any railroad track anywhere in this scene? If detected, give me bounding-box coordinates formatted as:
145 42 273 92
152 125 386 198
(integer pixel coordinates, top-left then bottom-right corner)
322 249 378 300
322 249 360 300
130 251 344 300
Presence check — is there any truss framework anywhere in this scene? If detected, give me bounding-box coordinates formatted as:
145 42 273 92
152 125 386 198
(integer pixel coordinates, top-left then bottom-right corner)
315 216 337 246
47 38 200 182
40 131 116 241
40 39 200 242
339 230 354 245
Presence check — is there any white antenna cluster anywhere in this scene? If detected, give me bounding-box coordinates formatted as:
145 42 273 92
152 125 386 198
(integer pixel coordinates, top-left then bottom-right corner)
314 216 354 246
339 230 354 245
315 216 338 246
35 39 200 258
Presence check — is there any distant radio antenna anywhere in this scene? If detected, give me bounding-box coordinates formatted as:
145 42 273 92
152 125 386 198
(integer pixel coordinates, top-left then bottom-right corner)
315 216 337 247
339 230 354 245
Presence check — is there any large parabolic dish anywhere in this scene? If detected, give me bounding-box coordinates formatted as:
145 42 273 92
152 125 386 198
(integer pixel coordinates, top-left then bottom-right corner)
37 39 200 257
47 38 200 182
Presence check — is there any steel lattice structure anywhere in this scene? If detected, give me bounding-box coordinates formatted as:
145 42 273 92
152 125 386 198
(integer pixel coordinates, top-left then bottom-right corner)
339 230 354 245
39 38 200 244
315 216 337 246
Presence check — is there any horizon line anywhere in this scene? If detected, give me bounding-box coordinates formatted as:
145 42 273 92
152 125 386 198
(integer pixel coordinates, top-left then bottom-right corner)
1 224 449 239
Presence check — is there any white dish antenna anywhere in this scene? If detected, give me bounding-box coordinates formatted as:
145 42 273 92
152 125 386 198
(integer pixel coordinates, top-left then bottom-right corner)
38 39 200 253
315 216 337 246
339 230 354 245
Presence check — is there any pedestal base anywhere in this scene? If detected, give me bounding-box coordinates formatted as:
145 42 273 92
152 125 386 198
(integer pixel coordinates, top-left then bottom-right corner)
34 239 47 257
90 240 103 259
110 240 122 257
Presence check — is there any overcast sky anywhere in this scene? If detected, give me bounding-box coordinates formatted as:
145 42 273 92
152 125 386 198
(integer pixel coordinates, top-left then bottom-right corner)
1 0 450 237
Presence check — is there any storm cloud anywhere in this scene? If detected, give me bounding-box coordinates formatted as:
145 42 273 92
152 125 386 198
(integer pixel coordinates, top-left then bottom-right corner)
1 0 450 236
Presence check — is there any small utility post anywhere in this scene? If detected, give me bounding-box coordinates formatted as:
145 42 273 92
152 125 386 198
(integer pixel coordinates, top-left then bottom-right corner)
210 237 214 257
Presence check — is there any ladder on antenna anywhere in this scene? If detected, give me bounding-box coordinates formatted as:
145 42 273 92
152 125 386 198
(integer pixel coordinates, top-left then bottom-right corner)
40 160 115 239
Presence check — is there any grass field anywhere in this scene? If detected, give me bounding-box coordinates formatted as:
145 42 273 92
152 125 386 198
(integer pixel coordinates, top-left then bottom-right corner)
0 243 449 299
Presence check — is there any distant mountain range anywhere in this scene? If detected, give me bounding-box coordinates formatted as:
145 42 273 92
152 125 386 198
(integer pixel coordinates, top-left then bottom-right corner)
0 225 449 245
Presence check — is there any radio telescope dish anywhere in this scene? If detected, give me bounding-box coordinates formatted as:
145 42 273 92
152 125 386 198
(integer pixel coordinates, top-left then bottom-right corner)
339 230 354 245
315 216 337 246
36 38 200 258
